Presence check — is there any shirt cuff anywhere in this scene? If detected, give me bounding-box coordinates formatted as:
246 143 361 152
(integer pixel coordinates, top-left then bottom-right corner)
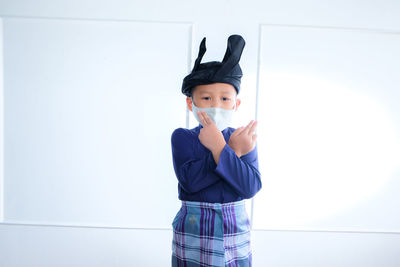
240 145 257 163
215 143 237 173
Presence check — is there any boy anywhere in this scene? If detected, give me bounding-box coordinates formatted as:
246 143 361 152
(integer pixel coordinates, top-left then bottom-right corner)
171 34 262 267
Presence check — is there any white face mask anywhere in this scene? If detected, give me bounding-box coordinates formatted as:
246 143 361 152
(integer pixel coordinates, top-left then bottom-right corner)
191 98 236 131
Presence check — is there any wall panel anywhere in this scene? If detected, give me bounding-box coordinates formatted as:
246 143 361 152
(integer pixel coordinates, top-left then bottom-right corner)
253 25 400 231
3 17 190 227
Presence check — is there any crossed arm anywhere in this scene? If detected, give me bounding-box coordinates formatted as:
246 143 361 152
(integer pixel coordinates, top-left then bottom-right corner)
196 110 258 164
171 111 262 198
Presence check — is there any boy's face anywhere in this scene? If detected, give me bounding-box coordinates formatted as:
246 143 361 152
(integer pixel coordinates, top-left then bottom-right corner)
186 82 241 111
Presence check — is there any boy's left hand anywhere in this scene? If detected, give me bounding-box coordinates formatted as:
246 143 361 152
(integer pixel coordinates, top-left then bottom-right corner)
197 111 226 163
228 120 258 157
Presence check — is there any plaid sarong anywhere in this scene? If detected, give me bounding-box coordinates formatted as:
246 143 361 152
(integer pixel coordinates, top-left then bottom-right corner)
171 200 252 267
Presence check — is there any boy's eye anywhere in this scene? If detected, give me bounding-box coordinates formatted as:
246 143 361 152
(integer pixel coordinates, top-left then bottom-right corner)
202 97 211 100
222 97 230 101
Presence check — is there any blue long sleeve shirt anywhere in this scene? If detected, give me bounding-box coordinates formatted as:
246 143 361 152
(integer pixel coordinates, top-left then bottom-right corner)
171 124 262 203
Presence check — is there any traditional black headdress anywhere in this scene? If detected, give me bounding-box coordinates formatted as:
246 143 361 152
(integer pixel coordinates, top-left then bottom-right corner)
181 34 246 97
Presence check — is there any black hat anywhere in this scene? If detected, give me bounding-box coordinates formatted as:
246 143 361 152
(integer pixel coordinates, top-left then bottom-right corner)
181 34 246 97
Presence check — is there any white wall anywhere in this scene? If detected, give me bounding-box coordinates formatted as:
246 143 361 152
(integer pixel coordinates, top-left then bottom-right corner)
0 0 400 266
2 16 187 228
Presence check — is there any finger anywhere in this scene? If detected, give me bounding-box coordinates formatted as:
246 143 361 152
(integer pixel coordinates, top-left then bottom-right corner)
201 111 214 125
233 126 246 136
197 111 208 126
252 134 257 141
242 120 254 134
230 127 240 137
248 120 258 135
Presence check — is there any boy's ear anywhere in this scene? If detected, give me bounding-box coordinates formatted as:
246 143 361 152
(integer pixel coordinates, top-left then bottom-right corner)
186 97 193 111
235 98 241 111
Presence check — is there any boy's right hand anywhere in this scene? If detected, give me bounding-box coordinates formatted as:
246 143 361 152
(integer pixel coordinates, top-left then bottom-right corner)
197 111 227 165
228 120 258 157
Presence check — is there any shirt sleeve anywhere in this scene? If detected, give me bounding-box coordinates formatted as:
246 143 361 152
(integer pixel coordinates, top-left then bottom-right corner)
214 143 262 198
171 128 221 194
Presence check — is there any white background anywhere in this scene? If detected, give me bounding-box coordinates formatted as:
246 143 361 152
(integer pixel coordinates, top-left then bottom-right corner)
0 0 400 266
